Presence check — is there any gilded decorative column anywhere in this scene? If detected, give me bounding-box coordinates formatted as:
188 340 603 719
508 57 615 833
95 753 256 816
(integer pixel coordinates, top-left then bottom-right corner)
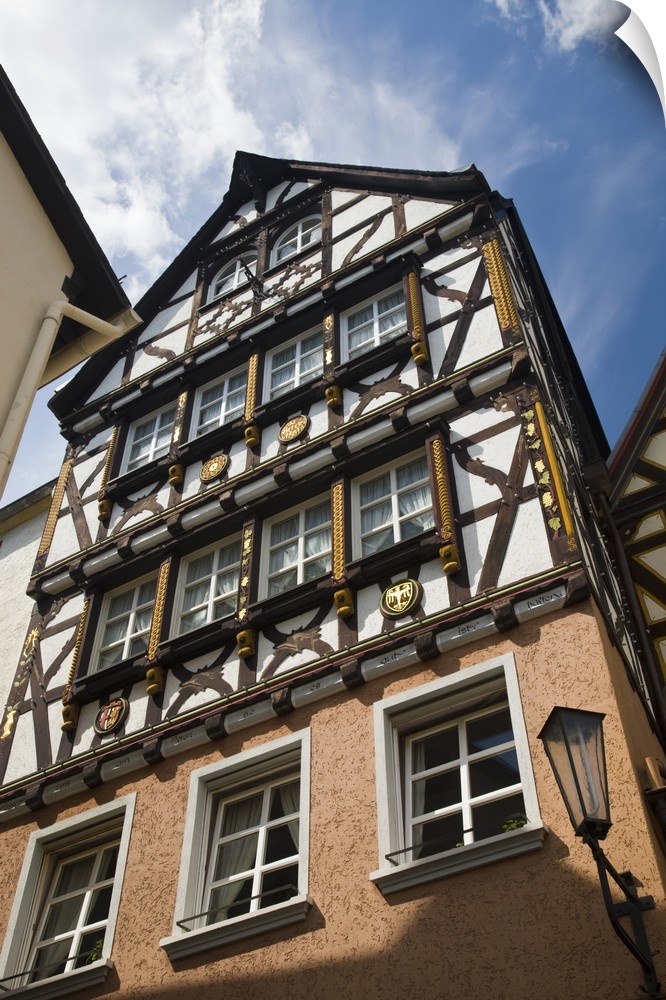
428 436 461 575
39 457 72 558
482 236 520 334
61 596 91 731
406 270 429 365
147 557 172 661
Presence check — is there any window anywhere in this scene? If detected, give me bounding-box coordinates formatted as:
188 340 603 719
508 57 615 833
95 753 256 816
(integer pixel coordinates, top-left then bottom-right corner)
94 576 156 672
160 731 311 960
0 797 135 998
177 539 241 634
124 406 176 472
371 654 544 895
356 453 434 557
273 215 321 264
343 288 407 360
266 329 324 400
265 498 331 597
211 252 258 298
194 370 246 436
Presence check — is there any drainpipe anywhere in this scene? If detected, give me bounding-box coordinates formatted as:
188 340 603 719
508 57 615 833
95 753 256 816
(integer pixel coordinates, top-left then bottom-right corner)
0 301 141 499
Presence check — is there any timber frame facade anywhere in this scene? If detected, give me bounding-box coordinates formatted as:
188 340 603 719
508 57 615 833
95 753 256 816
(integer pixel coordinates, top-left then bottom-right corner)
0 154 665 1000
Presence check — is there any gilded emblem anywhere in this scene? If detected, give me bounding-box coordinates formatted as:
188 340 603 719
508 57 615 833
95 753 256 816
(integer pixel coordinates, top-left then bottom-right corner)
94 697 129 735
380 579 423 618
200 454 229 482
278 415 309 443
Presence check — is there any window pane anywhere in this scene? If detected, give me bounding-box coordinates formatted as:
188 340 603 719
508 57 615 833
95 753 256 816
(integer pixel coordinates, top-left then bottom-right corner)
470 749 520 798
397 458 427 489
87 885 113 925
31 940 71 982
221 793 263 837
265 824 298 864
414 813 464 859
260 864 299 908
413 770 462 815
467 708 513 754
472 792 526 842
42 896 85 939
107 592 134 620
186 551 214 583
412 727 459 772
214 833 259 881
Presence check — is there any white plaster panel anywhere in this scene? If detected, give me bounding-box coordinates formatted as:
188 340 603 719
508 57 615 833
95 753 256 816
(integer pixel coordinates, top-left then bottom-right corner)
305 400 329 441
452 424 520 514
130 329 189 381
138 299 193 344
199 287 255 335
73 454 105 501
427 323 455 378
43 513 80 568
403 199 456 231
453 303 503 373
216 200 259 239
0 508 46 711
497 498 554 587
48 699 67 765
256 607 338 681
265 181 312 211
81 425 115 457
331 188 360 211
40 627 78 691
419 558 451 615
172 272 198 298
357 579 389 641
331 214 395 272
87 359 127 403
270 257 322 298
449 405 503 443
124 685 150 735
462 514 496 595
332 195 393 239
70 701 102 755
107 483 165 535
2 709 38 785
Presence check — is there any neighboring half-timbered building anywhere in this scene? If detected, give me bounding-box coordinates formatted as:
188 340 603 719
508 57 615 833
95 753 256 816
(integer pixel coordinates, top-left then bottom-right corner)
1 153 665 1000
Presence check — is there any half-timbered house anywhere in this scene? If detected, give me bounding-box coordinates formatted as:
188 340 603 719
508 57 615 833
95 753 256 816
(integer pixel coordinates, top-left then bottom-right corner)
0 153 665 1000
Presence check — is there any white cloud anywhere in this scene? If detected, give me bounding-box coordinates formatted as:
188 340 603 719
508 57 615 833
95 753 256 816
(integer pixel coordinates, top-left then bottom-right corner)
485 0 627 51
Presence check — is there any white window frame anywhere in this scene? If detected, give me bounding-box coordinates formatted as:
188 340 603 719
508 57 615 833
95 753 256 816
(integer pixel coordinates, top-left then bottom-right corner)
264 327 324 401
160 730 311 961
261 496 332 599
211 251 258 299
272 215 321 265
192 369 247 437
91 573 157 674
174 537 242 635
0 796 135 999
122 404 176 474
370 653 544 895
353 451 434 559
342 286 407 362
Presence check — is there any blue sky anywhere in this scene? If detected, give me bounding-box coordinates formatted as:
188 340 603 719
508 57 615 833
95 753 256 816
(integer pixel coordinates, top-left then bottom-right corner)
1 0 664 504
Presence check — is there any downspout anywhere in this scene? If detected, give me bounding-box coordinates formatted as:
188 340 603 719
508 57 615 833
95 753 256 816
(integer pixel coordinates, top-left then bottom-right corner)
0 301 141 499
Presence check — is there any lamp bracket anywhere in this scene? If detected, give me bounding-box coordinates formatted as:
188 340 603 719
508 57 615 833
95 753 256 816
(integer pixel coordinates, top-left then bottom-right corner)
584 836 661 997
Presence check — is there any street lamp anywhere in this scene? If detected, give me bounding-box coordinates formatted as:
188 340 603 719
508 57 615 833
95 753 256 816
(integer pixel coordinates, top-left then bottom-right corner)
539 706 661 998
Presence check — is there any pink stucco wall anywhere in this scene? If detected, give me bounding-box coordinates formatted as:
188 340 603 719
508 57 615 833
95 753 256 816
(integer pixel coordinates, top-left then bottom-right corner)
0 599 664 1000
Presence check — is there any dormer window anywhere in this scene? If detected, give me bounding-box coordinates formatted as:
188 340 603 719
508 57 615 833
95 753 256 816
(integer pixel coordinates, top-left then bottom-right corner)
211 252 258 299
273 215 321 264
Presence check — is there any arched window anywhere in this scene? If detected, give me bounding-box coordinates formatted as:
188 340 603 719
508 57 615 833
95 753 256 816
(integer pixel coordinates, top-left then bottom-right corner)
211 251 258 299
273 215 321 264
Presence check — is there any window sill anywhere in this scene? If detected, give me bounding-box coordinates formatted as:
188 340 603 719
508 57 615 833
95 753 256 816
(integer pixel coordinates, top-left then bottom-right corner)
370 824 546 896
160 895 313 961
0 959 113 999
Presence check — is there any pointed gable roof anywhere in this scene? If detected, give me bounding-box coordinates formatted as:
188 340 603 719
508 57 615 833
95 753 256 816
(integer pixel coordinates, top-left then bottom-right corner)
49 152 491 420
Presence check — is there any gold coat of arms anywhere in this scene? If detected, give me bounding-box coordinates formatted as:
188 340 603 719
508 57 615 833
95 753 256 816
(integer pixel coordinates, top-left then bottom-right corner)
380 579 423 618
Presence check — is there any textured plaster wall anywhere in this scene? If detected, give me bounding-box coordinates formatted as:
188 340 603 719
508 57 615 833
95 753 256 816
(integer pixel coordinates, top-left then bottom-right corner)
0 602 664 1000
0 135 73 430
0 504 47 713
